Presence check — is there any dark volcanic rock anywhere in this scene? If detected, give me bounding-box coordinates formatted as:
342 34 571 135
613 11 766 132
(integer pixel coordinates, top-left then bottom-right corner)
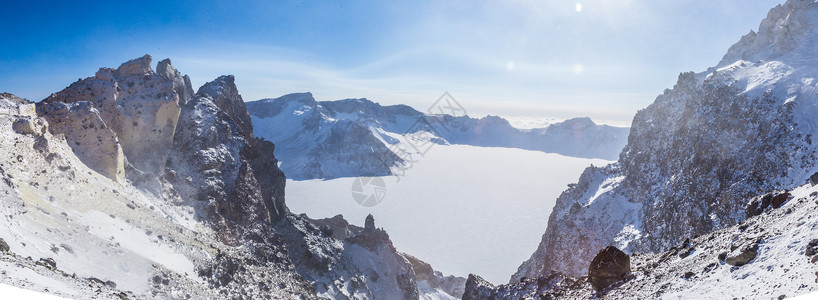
746 193 775 218
463 274 496 300
771 192 791 209
165 75 286 238
0 238 9 252
805 239 818 256
588 246 631 291
726 242 759 266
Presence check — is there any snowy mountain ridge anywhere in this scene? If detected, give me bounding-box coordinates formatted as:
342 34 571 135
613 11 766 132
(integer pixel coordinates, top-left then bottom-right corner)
511 0 818 287
247 93 628 180
0 56 464 299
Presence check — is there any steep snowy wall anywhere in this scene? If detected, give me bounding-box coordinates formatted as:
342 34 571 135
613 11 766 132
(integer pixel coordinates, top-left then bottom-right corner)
514 0 818 281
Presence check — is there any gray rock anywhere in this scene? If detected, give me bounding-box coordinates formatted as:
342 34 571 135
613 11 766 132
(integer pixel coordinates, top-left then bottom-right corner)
0 237 9 252
36 101 125 182
43 54 192 175
726 242 759 266
463 274 496 300
12 116 47 136
588 246 631 291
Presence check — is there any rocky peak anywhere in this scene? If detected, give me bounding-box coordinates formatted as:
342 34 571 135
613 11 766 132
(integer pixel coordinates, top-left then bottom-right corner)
273 92 316 105
156 58 195 104
717 0 818 68
43 54 192 176
196 75 253 141
166 75 287 239
364 214 376 231
114 54 153 76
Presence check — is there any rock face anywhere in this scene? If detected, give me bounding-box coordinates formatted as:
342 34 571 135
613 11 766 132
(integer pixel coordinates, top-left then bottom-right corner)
166 75 285 236
276 214 423 299
0 59 464 299
588 246 631 291
403 253 467 298
463 274 496 300
43 54 192 175
514 0 818 281
466 182 818 299
36 101 125 182
247 94 628 179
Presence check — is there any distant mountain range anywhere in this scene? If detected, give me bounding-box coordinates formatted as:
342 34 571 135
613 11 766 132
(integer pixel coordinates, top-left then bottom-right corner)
247 93 629 180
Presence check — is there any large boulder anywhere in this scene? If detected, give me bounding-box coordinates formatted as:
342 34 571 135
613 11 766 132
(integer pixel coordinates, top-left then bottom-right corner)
725 240 759 266
42 54 192 175
588 246 631 291
36 101 125 182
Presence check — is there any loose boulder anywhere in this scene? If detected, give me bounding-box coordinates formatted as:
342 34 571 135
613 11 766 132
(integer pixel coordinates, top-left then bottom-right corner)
588 246 631 291
805 239 818 256
0 238 9 253
810 172 818 186
726 242 759 266
771 192 791 209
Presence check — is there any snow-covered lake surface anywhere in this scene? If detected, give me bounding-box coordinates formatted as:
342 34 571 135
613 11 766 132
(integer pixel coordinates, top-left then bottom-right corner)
286 144 611 284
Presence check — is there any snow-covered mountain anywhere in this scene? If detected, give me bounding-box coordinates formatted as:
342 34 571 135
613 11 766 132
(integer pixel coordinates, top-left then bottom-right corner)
466 183 818 299
247 94 628 180
507 0 818 294
0 56 463 299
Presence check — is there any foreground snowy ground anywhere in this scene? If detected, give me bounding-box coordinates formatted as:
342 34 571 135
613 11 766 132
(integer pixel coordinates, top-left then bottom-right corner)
286 144 610 284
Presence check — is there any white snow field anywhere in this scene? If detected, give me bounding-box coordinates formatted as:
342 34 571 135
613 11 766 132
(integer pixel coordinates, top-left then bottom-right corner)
286 144 611 284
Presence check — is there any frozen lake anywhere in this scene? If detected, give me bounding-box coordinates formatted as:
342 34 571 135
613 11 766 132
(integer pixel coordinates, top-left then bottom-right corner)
285 144 611 284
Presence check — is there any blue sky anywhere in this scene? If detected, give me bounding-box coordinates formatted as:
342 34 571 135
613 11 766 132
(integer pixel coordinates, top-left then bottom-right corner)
1 0 782 125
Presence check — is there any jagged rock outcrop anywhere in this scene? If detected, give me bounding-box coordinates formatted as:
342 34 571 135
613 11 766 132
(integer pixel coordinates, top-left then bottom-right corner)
166 75 286 237
513 0 818 282
403 253 467 298
276 214 421 299
43 54 191 175
36 101 125 182
0 58 464 299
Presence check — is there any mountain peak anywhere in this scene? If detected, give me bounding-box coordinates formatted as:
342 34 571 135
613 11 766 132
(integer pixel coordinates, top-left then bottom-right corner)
115 54 153 76
197 75 237 98
717 0 818 67
270 92 316 105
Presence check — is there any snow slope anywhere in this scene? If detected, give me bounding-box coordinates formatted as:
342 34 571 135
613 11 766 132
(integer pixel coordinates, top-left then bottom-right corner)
286 144 611 284
467 182 818 299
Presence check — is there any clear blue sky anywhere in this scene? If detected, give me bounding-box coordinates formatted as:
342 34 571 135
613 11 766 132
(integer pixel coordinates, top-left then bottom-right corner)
1 0 783 125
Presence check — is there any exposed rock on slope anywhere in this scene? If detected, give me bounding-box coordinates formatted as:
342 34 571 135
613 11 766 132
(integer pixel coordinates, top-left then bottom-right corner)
514 0 818 282
467 182 818 299
43 54 191 175
247 93 628 180
36 101 125 182
165 75 285 238
0 57 463 299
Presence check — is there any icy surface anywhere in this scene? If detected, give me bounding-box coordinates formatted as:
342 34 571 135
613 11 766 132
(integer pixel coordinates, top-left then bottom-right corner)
286 144 610 284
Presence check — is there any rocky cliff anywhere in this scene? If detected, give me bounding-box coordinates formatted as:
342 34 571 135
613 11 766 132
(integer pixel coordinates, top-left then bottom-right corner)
0 57 462 299
513 0 818 282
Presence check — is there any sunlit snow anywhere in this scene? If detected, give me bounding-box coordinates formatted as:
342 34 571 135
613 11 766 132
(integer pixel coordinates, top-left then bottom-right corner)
286 144 611 284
